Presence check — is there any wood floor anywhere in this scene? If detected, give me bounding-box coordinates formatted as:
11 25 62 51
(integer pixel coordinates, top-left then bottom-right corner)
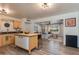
0 37 79 55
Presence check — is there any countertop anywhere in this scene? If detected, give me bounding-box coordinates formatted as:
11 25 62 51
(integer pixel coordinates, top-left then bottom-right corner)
0 31 23 34
0 31 38 37
16 33 38 37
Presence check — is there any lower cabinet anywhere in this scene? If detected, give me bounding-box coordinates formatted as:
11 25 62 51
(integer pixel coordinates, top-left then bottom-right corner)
0 35 4 47
0 35 15 47
7 35 15 44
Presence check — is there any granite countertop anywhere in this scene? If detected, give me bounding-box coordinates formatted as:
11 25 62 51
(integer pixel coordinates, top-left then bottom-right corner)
0 31 23 34
0 31 38 37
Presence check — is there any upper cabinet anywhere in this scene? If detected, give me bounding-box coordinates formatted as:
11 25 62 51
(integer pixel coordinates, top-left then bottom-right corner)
13 20 21 29
0 20 2 27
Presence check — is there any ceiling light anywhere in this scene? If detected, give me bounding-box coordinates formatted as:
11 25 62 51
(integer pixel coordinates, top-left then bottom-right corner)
0 9 7 15
0 7 13 15
39 3 52 8
42 3 48 8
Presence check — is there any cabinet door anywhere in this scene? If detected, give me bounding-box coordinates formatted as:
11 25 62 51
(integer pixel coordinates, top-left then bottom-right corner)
15 36 25 47
29 36 38 50
0 35 3 47
0 20 2 27
3 36 8 45
2 36 10 45
21 37 29 49
0 35 8 46
8 36 15 44
15 36 21 46
13 20 21 29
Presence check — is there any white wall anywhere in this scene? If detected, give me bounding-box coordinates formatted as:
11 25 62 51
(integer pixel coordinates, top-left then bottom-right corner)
0 20 15 32
33 12 79 34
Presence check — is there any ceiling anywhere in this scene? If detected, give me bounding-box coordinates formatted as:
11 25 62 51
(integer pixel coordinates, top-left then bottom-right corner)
0 3 79 19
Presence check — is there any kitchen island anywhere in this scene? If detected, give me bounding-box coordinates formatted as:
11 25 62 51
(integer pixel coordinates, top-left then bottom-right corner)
0 31 38 54
15 33 38 54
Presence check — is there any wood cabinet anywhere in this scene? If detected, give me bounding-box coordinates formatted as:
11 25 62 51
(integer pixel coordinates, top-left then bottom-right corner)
7 35 15 45
0 20 2 27
0 35 7 46
29 36 38 50
0 35 15 47
13 20 21 29
0 35 4 47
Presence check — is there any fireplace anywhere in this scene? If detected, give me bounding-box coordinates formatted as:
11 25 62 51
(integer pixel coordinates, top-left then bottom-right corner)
66 35 77 48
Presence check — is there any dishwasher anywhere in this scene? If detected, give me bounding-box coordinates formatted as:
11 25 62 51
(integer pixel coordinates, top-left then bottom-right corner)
15 36 29 49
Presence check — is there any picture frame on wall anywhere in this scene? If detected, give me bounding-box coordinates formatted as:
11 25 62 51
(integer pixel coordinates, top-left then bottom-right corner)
65 18 76 27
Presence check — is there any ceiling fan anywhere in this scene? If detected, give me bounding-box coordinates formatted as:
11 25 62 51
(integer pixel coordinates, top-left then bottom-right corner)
0 9 7 15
